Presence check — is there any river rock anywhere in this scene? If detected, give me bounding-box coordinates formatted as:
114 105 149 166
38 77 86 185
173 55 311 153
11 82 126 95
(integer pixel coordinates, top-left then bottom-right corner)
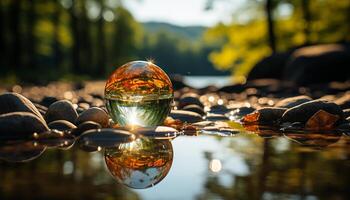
178 93 203 108
45 100 78 123
169 110 203 123
0 92 44 121
135 126 178 139
246 107 287 125
334 93 350 109
77 128 135 148
182 104 205 115
275 95 312 108
75 107 109 127
71 121 102 136
281 100 344 124
0 112 49 139
48 120 77 131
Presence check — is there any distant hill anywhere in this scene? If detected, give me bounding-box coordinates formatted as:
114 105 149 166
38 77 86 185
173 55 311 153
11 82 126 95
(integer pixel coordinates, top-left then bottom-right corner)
142 22 206 40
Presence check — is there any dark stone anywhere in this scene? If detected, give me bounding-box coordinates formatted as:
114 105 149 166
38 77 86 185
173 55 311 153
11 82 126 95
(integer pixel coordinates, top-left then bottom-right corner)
77 128 135 148
0 92 45 121
169 110 203 123
275 95 312 108
218 84 245 93
255 107 287 125
71 121 102 136
205 113 229 121
76 107 109 128
182 104 205 116
178 93 203 109
281 100 344 124
283 44 350 85
0 112 49 139
209 105 229 114
48 120 77 131
45 100 78 124
40 96 58 107
343 108 350 118
135 126 177 139
247 52 291 80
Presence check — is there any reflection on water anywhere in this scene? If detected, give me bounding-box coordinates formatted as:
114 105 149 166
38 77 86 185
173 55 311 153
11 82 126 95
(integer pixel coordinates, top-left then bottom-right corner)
105 138 173 189
0 130 350 199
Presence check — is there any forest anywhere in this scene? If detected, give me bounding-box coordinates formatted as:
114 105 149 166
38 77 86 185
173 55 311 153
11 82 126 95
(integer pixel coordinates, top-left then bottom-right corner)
0 0 349 84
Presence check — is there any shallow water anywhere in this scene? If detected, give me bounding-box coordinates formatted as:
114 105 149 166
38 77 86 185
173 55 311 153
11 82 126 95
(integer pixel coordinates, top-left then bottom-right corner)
1 130 349 200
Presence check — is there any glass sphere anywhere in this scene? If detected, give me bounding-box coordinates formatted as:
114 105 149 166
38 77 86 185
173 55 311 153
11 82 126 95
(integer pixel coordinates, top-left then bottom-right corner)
105 61 173 127
104 138 173 189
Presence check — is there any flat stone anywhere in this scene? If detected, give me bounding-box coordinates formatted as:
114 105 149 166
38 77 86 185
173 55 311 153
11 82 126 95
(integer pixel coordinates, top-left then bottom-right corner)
48 120 77 131
281 100 344 124
169 110 203 123
76 107 109 128
135 126 178 139
77 128 135 148
178 93 203 109
71 121 102 136
275 95 312 108
0 112 49 139
0 92 45 122
182 104 205 116
209 105 229 114
205 113 229 121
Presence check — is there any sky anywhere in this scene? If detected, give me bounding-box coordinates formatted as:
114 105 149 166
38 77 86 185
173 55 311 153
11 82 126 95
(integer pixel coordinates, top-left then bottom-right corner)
123 0 244 27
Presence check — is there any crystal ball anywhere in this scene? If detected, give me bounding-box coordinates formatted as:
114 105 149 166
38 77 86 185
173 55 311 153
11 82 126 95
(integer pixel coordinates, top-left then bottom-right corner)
104 138 173 189
105 61 173 127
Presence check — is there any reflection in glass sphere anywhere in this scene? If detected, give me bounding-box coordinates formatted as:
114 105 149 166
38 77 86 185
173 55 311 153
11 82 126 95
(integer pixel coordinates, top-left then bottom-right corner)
104 138 173 189
105 61 173 127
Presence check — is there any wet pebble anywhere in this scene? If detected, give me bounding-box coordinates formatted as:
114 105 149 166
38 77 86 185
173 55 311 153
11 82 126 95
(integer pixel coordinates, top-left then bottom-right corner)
178 93 203 108
40 96 58 107
182 104 205 115
45 100 78 123
0 92 45 121
34 130 75 149
135 126 178 139
169 110 203 123
246 107 287 125
205 113 229 121
48 120 77 131
209 105 229 114
228 107 255 118
281 100 344 124
71 121 102 136
275 95 312 108
77 128 135 149
0 112 49 139
75 107 109 127
343 108 350 118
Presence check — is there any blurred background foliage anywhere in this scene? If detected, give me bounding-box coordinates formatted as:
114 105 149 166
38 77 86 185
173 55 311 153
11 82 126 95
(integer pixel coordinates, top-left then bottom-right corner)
0 0 349 84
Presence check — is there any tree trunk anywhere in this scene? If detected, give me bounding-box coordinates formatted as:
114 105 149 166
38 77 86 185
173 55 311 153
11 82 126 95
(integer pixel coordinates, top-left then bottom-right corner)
265 0 276 52
80 0 93 75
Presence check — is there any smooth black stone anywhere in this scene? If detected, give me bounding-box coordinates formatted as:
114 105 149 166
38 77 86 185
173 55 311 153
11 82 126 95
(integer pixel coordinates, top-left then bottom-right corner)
169 110 203 123
76 107 109 128
0 112 49 139
48 120 77 131
71 121 102 136
45 100 78 124
0 92 45 121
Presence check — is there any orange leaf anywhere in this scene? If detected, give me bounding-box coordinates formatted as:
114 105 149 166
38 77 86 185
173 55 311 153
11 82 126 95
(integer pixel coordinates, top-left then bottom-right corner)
242 112 260 124
305 110 340 130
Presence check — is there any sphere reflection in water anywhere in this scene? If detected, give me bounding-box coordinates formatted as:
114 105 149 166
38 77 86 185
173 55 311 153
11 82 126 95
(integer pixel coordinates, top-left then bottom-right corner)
105 61 173 127
104 138 173 189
